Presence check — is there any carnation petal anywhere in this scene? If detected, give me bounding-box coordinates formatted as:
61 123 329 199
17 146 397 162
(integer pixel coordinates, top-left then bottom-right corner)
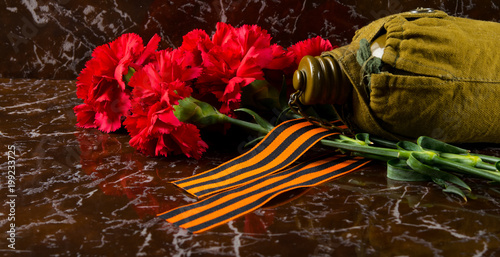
74 103 97 128
169 124 208 159
213 23 235 46
157 110 182 127
135 34 161 66
236 46 272 79
109 33 144 61
288 36 335 65
76 60 100 100
218 77 254 115
94 109 122 133
265 44 295 70
234 24 272 53
180 29 212 52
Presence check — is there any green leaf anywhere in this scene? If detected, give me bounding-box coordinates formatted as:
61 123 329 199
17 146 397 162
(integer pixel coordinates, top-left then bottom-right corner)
407 153 471 191
432 178 467 201
396 141 423 151
337 135 367 146
355 133 372 145
370 136 398 149
387 159 430 181
442 185 467 201
417 136 469 154
235 108 274 131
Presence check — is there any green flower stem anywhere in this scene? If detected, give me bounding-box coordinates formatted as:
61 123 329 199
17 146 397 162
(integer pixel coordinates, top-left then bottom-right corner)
174 97 271 135
218 111 500 191
475 161 499 171
353 152 394 162
432 155 500 183
472 153 500 163
320 139 405 159
438 153 498 171
370 136 399 149
439 153 481 165
321 136 500 184
221 115 270 135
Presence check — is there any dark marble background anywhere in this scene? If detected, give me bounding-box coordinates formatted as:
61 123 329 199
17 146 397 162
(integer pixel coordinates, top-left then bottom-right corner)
2 0 499 80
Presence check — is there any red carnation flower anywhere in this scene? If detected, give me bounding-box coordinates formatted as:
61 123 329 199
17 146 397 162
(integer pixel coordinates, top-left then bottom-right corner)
180 23 288 116
179 29 213 59
123 49 207 159
266 44 295 70
287 35 336 67
74 33 161 132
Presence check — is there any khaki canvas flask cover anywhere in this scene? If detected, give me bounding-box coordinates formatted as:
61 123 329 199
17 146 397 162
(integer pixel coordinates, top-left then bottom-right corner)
301 9 500 144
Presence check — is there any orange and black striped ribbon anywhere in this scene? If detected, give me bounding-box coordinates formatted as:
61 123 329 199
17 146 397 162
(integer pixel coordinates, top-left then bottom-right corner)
173 118 345 198
158 154 370 233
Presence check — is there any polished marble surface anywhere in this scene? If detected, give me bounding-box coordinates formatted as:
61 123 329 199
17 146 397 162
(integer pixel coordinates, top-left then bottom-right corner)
1 78 500 256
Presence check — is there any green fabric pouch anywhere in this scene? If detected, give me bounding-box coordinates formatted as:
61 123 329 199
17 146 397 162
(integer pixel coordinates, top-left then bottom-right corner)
323 10 500 143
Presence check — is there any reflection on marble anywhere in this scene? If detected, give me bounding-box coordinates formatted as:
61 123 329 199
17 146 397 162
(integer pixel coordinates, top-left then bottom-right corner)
1 78 500 256
2 0 500 80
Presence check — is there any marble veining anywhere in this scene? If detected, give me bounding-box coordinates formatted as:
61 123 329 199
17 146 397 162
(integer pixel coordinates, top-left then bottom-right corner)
1 78 500 255
3 0 500 80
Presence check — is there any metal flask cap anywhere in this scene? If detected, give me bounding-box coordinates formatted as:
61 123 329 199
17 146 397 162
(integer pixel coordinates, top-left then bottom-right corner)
292 55 351 106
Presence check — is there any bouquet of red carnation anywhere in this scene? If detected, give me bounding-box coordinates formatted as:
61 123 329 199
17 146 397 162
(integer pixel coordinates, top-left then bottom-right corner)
74 23 335 159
